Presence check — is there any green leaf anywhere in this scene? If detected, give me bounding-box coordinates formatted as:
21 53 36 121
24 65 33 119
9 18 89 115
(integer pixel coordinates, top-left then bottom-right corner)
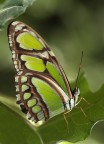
37 73 104 144
0 73 104 144
0 101 42 144
0 0 36 29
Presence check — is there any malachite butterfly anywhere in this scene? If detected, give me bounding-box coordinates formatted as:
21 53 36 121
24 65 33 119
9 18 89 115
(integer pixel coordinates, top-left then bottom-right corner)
8 21 80 125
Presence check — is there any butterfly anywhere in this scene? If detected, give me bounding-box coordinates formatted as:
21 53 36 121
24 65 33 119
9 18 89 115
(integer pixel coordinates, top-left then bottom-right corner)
8 21 80 124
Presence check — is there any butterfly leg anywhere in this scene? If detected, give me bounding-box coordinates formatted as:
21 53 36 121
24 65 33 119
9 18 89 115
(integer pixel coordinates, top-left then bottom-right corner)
63 110 71 134
75 97 94 122
75 97 90 118
75 105 95 123
63 97 90 125
76 97 90 106
64 110 70 124
76 105 87 117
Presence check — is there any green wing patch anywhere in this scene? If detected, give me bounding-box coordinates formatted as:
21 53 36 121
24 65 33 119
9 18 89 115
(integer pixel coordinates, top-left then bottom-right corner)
22 84 29 92
46 62 68 93
32 106 41 113
23 93 31 100
32 77 64 115
17 32 44 50
27 99 37 107
21 55 45 72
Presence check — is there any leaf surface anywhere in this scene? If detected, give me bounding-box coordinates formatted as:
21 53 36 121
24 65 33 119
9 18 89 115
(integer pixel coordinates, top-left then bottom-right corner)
0 74 104 144
0 0 36 29
37 73 104 143
0 101 42 144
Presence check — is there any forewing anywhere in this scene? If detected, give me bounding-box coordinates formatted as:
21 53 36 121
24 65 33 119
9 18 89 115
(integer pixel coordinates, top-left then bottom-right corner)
8 21 73 98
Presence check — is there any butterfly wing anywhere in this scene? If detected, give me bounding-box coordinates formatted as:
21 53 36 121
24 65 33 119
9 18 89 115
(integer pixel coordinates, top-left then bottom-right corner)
8 21 73 123
15 73 70 122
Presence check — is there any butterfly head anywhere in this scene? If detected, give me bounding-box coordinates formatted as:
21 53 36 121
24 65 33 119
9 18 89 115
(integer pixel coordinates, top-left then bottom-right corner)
72 87 80 103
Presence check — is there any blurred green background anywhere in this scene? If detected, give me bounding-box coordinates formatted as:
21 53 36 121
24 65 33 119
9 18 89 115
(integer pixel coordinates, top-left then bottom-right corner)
0 0 104 143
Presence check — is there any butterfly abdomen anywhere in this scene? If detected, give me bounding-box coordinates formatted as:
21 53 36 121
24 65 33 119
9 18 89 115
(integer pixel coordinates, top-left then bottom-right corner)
15 74 49 123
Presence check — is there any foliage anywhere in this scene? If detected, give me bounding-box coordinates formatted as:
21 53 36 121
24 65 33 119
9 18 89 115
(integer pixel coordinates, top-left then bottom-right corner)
0 74 104 144
0 0 36 29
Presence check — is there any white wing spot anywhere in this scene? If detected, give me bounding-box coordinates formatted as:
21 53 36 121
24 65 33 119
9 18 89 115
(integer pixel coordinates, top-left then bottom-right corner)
15 24 25 32
23 29 28 31
12 50 15 54
16 94 21 101
15 76 19 82
27 112 31 119
15 65 18 69
9 35 13 46
40 51 49 59
15 85 19 92
12 21 20 26
12 54 15 59
14 61 17 65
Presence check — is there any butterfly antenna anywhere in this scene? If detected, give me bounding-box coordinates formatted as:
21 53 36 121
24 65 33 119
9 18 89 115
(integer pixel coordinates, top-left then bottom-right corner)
75 51 83 88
